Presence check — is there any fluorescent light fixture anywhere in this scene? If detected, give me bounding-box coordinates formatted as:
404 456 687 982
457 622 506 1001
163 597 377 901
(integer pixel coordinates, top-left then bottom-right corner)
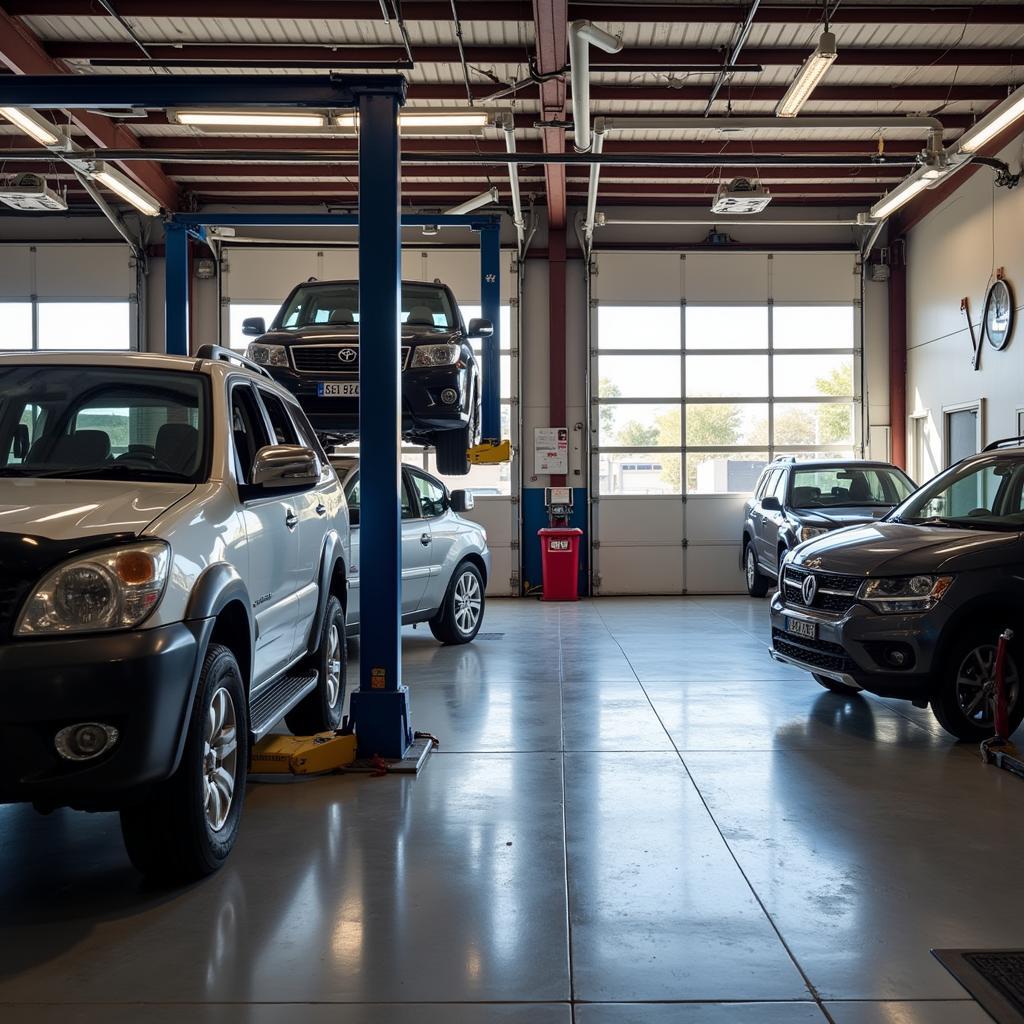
445 187 499 215
91 161 161 216
335 111 492 129
172 109 327 128
0 106 61 146
775 31 838 118
957 84 1024 154
869 172 932 221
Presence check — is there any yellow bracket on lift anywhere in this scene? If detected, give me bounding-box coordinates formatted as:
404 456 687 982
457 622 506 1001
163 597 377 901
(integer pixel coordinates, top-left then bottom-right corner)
251 731 357 775
467 439 512 465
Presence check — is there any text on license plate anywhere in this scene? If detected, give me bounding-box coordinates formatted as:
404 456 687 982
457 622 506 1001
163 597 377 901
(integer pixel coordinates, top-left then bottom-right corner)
317 382 359 398
786 617 817 640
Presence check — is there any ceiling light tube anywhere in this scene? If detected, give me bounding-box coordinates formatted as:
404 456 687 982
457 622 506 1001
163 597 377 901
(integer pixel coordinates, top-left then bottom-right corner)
775 31 838 118
172 110 326 128
91 161 162 217
956 84 1024 154
869 171 933 221
445 187 500 215
0 106 61 147
335 111 492 130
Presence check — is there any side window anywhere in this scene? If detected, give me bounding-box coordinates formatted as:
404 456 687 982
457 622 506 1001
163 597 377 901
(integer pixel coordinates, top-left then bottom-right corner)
773 470 789 504
344 472 360 525
288 402 327 460
409 469 447 518
401 473 416 520
6 403 44 465
231 385 272 484
754 469 772 500
758 469 777 502
257 389 300 446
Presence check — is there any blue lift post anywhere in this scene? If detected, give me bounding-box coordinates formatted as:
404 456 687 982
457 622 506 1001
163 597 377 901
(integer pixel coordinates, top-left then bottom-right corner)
479 221 502 443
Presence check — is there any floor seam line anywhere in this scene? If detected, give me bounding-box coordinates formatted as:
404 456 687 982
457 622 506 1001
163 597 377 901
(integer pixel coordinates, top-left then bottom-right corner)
557 605 578 1021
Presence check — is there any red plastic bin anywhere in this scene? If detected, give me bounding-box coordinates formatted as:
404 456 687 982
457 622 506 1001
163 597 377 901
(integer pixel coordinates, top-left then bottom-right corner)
538 527 584 602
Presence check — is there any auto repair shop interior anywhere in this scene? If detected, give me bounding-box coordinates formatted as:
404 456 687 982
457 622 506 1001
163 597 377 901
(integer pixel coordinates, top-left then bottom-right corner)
2 2 1024 1023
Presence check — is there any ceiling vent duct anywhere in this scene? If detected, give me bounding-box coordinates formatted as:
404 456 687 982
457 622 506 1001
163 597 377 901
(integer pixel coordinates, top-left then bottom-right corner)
711 177 772 214
0 172 67 212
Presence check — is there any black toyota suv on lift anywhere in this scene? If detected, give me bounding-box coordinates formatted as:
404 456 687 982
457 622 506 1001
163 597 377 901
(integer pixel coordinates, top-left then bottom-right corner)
244 279 491 476
770 438 1024 742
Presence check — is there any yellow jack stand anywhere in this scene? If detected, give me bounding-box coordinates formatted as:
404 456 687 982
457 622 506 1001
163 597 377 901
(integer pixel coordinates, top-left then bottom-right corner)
251 732 358 776
467 439 512 465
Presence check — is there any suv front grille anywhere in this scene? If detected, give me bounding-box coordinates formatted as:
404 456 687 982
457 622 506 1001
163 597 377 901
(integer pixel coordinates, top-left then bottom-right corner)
783 565 861 616
290 344 410 375
772 628 855 674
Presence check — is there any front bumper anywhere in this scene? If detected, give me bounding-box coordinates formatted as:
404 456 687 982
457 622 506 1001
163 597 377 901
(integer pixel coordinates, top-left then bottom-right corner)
264 365 473 435
769 592 949 700
0 620 207 809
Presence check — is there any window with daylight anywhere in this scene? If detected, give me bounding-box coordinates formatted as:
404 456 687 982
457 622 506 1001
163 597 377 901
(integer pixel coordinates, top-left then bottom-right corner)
595 303 858 495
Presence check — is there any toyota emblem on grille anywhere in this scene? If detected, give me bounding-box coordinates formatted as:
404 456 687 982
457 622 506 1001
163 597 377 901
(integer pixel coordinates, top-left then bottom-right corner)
337 348 357 363
801 574 817 605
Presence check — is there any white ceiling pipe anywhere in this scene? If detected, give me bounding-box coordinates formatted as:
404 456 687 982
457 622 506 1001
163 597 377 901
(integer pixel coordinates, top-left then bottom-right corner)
602 115 944 133
569 20 623 153
499 114 526 254
583 118 607 250
444 186 500 215
596 215 861 226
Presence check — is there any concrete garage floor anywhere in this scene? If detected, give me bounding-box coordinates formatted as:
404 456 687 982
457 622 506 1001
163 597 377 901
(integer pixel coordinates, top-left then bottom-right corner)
1 597 1022 1024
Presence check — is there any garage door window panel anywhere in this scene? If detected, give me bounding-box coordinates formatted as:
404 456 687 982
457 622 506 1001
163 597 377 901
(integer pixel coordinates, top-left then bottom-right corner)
686 354 769 398
773 401 855 447
597 305 681 349
773 353 854 399
600 403 682 448
686 305 768 350
598 451 682 496
38 302 130 350
685 403 770 449
688 451 771 494
0 303 33 350
774 305 855 350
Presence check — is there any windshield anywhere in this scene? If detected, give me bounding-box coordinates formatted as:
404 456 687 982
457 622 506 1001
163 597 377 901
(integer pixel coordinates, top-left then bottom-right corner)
789 465 915 509
274 282 458 332
0 364 208 483
893 455 1024 530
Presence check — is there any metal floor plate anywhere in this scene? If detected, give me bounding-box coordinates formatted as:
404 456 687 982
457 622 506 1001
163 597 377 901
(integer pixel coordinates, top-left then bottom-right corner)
933 948 1024 1023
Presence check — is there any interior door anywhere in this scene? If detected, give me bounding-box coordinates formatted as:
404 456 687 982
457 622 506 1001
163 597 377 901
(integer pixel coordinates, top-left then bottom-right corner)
230 382 300 688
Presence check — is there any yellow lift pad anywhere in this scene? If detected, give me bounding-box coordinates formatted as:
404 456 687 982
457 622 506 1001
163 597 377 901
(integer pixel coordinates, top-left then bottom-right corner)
467 439 512 465
251 731 358 775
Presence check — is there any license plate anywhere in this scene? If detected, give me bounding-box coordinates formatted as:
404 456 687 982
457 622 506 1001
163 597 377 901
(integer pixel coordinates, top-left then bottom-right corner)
317 382 359 398
786 617 817 640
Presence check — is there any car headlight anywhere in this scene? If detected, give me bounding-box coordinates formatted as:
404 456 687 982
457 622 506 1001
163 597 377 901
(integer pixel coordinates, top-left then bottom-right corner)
247 343 289 368
797 525 829 542
858 574 953 615
16 541 170 636
410 344 460 368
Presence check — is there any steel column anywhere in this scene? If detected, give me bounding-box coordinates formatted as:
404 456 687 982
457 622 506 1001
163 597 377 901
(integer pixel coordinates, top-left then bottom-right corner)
479 222 502 443
164 222 189 355
888 247 907 470
346 87 411 760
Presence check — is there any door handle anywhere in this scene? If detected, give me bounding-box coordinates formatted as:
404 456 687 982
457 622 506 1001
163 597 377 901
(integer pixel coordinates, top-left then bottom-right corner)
285 510 298 529
315 503 327 517
420 533 430 546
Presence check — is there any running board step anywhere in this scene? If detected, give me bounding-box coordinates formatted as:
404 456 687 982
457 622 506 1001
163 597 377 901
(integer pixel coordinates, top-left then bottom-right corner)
249 672 318 738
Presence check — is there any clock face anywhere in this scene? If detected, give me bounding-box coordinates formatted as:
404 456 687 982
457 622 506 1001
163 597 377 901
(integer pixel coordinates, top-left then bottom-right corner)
985 279 1014 350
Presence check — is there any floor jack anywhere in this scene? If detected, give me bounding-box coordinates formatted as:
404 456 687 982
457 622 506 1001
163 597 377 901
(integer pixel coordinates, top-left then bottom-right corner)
980 629 1024 779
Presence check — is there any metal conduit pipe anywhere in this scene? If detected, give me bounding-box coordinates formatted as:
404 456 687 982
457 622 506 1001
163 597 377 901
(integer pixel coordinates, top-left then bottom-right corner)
597 216 862 226
601 115 945 133
583 117 607 251
499 113 526 253
569 20 623 153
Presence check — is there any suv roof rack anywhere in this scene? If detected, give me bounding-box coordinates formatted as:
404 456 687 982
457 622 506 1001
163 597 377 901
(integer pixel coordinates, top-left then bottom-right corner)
772 455 796 463
983 436 1024 452
194 344 273 381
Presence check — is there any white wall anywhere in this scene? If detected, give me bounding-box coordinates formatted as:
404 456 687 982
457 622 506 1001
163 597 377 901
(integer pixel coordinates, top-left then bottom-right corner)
905 130 1024 481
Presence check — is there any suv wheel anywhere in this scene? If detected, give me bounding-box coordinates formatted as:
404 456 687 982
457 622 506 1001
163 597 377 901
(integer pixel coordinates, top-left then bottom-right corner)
430 561 485 644
286 595 347 735
434 388 479 477
744 542 770 598
931 628 1024 742
120 643 248 882
813 673 862 697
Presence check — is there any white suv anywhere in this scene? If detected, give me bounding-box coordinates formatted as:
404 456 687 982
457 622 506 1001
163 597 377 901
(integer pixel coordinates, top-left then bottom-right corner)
0 347 350 880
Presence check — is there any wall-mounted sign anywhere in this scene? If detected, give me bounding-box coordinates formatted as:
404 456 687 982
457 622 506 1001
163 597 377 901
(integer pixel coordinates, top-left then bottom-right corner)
984 276 1014 351
534 427 568 475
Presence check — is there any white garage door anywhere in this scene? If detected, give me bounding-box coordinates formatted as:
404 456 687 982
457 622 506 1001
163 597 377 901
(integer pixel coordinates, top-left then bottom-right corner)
590 251 861 595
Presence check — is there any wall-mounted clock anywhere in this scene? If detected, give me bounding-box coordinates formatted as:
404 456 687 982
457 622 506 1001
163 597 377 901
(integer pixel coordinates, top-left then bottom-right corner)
984 277 1014 351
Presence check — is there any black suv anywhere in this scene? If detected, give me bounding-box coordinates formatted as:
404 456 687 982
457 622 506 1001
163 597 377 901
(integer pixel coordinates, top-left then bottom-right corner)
742 458 915 597
244 279 490 476
770 439 1024 741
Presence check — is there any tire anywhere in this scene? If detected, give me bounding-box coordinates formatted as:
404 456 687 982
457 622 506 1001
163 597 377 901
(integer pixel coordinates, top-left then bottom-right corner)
435 426 471 476
120 643 248 882
429 561 485 645
744 542 771 598
285 595 347 735
931 627 1024 742
813 673 863 697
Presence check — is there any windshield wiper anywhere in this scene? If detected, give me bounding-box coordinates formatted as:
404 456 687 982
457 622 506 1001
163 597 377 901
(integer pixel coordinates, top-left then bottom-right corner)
911 516 1014 531
37 464 192 482
0 466 34 477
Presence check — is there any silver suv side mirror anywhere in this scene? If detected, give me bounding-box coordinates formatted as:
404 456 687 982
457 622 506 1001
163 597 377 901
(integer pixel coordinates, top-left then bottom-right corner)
450 488 474 513
252 445 320 489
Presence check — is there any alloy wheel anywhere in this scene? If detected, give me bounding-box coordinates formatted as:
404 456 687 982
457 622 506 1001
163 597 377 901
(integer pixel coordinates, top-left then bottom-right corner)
954 643 1020 727
454 571 482 635
326 623 342 708
746 547 756 588
203 686 238 833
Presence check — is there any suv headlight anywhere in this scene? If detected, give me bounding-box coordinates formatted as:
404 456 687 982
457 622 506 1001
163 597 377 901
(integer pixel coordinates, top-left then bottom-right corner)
858 574 953 615
16 541 170 636
797 525 829 543
410 344 460 368
247 343 289 368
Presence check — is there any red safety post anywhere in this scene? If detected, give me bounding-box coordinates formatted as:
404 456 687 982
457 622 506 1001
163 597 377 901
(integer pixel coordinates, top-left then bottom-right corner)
993 628 1014 741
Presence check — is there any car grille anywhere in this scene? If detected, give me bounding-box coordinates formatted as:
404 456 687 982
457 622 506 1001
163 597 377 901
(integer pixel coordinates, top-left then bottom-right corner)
782 564 861 616
290 344 410 375
772 628 855 675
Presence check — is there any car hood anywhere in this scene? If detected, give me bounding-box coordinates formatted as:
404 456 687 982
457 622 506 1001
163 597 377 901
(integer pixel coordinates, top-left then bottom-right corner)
791 520 1022 576
259 326 464 345
0 478 195 541
792 506 893 530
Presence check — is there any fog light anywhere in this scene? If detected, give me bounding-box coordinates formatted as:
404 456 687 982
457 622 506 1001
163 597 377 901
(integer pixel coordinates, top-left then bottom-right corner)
55 723 119 761
440 388 459 405
883 644 915 669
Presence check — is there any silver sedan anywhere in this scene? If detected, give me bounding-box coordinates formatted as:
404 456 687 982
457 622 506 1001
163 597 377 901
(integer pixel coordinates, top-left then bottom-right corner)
332 457 491 644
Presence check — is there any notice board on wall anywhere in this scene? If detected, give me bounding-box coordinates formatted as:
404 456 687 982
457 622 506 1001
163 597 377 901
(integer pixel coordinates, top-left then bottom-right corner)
534 427 568 475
